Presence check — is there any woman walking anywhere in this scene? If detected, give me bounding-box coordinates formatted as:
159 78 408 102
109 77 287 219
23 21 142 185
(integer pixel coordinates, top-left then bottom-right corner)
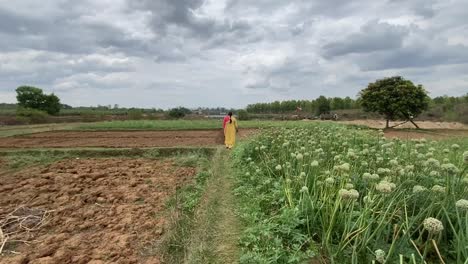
224 112 238 149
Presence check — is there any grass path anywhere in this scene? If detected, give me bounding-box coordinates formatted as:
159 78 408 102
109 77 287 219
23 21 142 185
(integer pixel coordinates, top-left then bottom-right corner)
185 147 241 263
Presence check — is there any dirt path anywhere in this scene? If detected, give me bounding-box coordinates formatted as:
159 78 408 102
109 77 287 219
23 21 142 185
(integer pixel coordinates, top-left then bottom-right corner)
185 148 240 264
339 119 468 130
384 129 468 140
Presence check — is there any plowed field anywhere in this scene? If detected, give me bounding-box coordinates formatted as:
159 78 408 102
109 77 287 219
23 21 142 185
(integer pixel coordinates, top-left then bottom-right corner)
0 129 256 148
0 158 196 264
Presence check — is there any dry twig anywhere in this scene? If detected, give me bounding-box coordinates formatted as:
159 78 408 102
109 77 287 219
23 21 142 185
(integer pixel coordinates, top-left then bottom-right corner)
0 205 53 254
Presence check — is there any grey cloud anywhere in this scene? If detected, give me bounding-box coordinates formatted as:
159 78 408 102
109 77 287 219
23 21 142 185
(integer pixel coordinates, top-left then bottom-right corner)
357 42 468 71
389 0 437 18
128 0 257 45
323 21 409 58
1 0 467 108
128 0 218 37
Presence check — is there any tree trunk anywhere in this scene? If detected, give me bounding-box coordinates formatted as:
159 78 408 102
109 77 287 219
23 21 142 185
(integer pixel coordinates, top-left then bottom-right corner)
409 119 420 129
390 120 409 128
386 119 389 128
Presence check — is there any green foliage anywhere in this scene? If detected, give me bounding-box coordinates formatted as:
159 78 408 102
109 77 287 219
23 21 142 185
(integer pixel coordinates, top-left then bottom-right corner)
159 154 212 263
16 86 61 115
128 109 144 120
5 151 71 169
316 95 331 115
43 93 61 115
238 110 249 120
246 97 358 115
168 107 191 119
233 124 468 263
77 120 347 131
359 76 430 125
16 107 49 124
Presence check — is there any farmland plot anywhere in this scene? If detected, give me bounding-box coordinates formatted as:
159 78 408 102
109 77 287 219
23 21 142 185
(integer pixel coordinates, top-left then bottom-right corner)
0 158 198 264
0 130 257 148
234 123 468 263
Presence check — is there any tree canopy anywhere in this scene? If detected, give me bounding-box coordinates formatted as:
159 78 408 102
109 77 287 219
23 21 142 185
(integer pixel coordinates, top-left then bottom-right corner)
16 86 62 115
359 76 429 128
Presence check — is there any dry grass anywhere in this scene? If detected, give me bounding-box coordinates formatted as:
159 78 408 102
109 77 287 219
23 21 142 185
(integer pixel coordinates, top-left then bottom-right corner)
0 206 53 254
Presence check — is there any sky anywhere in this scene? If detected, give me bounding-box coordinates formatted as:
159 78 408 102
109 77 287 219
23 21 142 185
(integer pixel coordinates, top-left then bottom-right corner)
0 0 467 109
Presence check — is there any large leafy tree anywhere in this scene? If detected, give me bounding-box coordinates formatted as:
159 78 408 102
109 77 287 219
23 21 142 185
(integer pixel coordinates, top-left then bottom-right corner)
16 86 61 115
316 96 331 115
359 76 429 128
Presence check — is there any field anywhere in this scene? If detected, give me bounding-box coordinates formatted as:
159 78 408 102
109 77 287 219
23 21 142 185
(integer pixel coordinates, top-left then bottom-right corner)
0 120 467 264
233 124 468 263
0 130 256 148
0 158 195 264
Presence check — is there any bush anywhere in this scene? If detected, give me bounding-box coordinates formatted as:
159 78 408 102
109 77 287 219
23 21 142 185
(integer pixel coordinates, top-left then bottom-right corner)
128 109 143 120
167 107 191 119
16 107 49 124
238 110 249 120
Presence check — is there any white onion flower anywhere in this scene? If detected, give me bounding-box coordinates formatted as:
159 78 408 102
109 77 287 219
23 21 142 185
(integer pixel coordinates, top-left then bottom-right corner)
451 144 460 150
345 183 354 190
413 185 427 193
375 249 385 264
363 173 380 181
456 199 468 210
426 158 440 167
441 163 459 174
296 153 304 160
376 180 395 193
325 177 335 184
311 160 319 167
431 185 446 193
275 165 282 171
423 217 444 234
377 168 390 175
338 188 359 200
300 186 309 193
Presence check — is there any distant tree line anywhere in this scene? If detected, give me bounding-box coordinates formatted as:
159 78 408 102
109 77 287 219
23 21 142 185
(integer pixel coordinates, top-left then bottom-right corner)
246 96 359 115
246 94 467 117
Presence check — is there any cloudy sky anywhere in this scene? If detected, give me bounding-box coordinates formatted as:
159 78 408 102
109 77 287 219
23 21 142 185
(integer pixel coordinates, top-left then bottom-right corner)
0 0 467 108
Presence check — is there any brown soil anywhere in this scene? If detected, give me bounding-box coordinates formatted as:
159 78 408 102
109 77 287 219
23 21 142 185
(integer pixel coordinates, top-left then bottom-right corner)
338 119 468 130
384 129 468 140
0 129 257 148
0 158 196 264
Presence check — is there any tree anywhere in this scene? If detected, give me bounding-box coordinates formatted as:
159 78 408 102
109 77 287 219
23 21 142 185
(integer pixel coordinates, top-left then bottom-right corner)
238 110 249 120
43 93 61 115
316 96 331 115
16 86 61 115
168 107 191 119
359 76 429 128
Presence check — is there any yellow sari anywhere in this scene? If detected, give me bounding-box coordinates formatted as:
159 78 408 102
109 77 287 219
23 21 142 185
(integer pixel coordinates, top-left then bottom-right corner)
224 117 238 149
